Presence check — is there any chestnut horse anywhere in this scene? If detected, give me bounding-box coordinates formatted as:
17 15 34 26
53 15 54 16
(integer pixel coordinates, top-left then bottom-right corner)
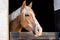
9 1 42 37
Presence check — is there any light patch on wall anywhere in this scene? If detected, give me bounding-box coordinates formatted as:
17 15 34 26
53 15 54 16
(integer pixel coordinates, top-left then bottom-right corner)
0 0 8 40
54 0 60 11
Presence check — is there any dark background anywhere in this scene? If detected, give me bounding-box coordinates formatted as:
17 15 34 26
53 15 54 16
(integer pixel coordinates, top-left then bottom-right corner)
9 0 55 32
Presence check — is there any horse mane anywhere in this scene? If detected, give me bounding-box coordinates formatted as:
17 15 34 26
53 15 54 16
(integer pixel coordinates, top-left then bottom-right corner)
9 6 35 22
9 7 21 22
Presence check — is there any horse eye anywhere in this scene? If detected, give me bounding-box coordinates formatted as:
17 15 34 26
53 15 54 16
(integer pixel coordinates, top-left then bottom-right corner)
25 14 29 16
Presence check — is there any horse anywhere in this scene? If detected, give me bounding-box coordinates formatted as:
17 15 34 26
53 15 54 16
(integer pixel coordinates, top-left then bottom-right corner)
9 1 42 37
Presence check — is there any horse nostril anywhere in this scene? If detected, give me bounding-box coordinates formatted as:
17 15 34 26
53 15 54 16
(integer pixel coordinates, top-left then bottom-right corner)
38 29 39 32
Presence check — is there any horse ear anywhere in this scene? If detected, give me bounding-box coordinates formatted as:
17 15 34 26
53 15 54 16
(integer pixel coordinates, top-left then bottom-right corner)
29 2 32 8
21 1 26 9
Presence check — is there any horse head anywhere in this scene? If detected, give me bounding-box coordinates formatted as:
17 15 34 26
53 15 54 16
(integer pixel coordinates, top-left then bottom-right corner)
19 0 42 37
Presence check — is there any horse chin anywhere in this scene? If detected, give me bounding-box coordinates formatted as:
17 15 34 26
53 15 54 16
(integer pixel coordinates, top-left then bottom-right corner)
34 33 42 37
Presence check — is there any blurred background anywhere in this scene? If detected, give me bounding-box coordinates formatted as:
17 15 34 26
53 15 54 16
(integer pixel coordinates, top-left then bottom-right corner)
54 0 60 32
